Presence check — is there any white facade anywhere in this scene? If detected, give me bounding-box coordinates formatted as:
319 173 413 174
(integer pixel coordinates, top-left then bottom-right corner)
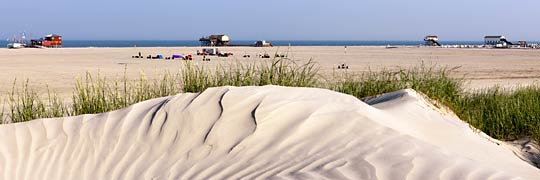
485 36 506 45
424 36 438 41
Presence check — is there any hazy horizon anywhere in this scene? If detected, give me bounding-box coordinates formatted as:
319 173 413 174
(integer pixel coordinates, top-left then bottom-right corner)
2 0 539 41
16 38 540 42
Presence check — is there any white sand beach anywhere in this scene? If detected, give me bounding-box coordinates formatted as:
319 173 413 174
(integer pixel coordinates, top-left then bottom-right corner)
0 46 539 97
0 86 538 179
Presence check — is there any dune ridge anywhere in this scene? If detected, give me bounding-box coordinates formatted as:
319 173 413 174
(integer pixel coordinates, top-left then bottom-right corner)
0 86 538 179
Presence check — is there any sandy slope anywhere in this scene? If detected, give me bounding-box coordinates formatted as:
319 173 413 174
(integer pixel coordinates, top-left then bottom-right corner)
0 86 538 179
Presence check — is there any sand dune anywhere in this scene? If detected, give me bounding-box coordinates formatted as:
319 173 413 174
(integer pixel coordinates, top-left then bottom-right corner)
0 86 538 179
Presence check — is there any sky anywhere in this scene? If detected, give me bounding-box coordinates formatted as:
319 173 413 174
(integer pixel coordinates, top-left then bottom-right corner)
1 0 539 41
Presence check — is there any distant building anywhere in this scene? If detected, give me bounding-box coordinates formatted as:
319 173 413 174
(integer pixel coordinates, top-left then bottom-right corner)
424 36 441 46
31 34 62 48
519 41 528 47
484 36 513 46
199 35 230 46
43 34 62 48
255 40 273 47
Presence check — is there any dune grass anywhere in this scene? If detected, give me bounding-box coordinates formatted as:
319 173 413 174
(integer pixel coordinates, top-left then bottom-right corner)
1 57 539 142
71 71 180 115
455 86 540 142
331 66 540 142
330 65 462 106
181 58 318 92
1 58 318 121
6 80 66 123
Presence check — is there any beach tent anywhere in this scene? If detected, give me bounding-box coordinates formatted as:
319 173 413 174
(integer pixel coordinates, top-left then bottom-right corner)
172 55 183 59
157 54 163 59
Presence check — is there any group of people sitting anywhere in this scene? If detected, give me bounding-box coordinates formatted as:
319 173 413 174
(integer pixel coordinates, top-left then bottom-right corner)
337 63 349 69
257 53 271 58
196 51 234 57
131 52 193 60
132 52 144 58
133 51 292 61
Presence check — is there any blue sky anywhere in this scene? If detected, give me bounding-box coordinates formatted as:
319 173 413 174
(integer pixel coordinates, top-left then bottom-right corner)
1 0 538 41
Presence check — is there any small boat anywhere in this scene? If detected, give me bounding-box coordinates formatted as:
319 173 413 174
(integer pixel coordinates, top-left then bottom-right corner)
6 32 29 49
385 45 398 49
7 43 25 49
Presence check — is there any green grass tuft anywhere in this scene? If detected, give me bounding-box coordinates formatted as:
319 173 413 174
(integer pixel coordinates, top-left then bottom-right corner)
331 64 462 105
6 79 66 123
181 58 318 93
71 71 181 115
455 85 540 142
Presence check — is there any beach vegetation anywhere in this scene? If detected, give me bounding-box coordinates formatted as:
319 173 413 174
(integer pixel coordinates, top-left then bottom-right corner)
6 80 66 123
1 58 540 142
455 86 540 141
181 58 318 92
71 71 180 115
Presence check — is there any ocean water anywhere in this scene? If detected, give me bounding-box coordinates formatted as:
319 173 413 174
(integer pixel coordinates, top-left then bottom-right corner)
0 40 534 48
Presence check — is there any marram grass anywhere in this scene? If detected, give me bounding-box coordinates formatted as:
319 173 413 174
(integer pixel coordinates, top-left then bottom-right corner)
6 79 66 123
1 58 540 143
455 85 540 142
181 58 318 92
71 71 181 115
331 65 463 109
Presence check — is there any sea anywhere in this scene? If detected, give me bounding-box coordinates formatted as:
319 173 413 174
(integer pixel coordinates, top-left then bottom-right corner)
1 40 536 48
